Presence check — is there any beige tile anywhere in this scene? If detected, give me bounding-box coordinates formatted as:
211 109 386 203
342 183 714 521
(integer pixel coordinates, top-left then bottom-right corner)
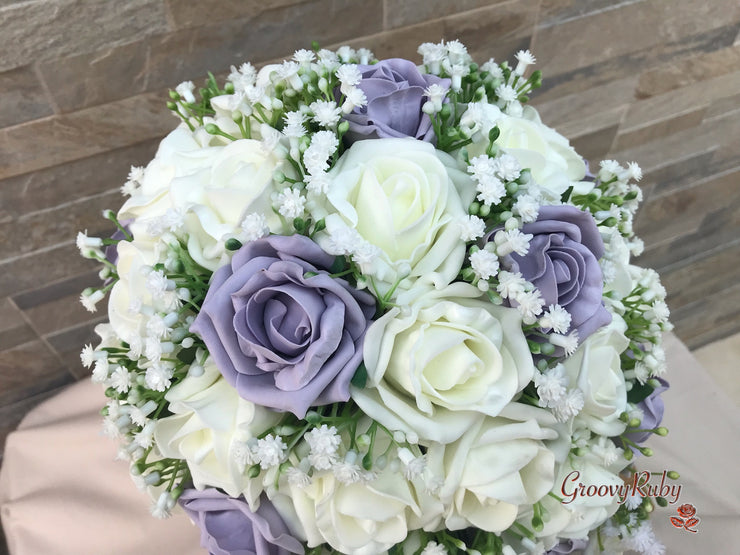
383 0 507 29
671 282 740 350
0 340 72 406
612 106 707 152
636 43 740 98
163 0 308 31
692 332 740 407
0 91 173 180
0 191 119 259
0 0 170 72
0 244 97 299
0 139 159 221
0 65 53 127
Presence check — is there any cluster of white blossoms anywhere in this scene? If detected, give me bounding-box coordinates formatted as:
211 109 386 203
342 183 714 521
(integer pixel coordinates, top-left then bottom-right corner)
76 41 672 555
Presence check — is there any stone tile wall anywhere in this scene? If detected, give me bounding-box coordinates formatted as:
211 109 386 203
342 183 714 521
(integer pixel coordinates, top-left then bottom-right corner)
1 0 739 467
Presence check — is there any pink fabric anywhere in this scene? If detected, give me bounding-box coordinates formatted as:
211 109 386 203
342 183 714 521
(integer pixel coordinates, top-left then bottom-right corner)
1 332 739 554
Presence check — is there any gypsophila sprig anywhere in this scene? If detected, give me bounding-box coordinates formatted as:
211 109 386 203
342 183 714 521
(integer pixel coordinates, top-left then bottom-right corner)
78 40 673 555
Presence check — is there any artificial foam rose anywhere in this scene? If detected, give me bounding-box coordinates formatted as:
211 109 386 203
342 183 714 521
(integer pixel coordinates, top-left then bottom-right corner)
426 414 557 533
153 360 282 504
500 205 611 347
351 283 534 444
466 104 586 199
190 234 375 418
316 138 473 297
108 239 161 341
561 313 629 436
286 470 432 554
342 58 450 144
119 131 290 270
179 489 304 555
535 460 623 541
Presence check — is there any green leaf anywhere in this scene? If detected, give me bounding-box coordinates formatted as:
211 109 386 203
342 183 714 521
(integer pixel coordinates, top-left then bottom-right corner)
351 363 367 389
177 347 197 364
627 380 655 404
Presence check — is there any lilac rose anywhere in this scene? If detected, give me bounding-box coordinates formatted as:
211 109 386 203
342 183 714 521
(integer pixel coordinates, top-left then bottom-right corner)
500 205 611 347
624 377 669 452
179 489 303 555
546 538 588 554
190 234 375 418
342 58 450 144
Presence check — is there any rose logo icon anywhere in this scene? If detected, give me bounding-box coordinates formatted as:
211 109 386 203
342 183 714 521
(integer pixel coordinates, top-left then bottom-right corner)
670 503 700 533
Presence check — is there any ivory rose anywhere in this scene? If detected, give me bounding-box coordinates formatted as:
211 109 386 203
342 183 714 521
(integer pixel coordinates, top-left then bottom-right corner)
285 470 435 554
315 138 473 298
153 359 282 505
466 104 586 199
561 313 629 436
426 413 557 533
120 131 290 270
351 283 534 443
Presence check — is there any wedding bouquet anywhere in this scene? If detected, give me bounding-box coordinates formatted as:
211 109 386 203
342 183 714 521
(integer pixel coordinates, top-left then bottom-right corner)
77 40 674 555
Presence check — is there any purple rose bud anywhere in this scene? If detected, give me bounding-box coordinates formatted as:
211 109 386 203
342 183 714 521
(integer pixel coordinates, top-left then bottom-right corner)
545 539 588 555
625 377 669 449
191 235 375 418
342 58 450 145
546 538 588 554
179 489 303 555
500 205 611 349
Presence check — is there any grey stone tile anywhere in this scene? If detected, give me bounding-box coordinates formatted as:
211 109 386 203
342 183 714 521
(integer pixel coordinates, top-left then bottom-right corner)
634 167 740 246
0 91 173 180
45 319 107 379
0 340 72 406
570 124 620 167
534 0 739 77
0 139 159 222
671 282 740 350
646 148 718 195
612 106 707 151
0 298 35 350
662 241 740 310
0 0 169 72
0 243 94 299
383 0 508 29
0 191 119 259
0 65 53 127
534 24 739 104
636 42 740 98
163 0 308 31
38 0 383 113
537 0 646 28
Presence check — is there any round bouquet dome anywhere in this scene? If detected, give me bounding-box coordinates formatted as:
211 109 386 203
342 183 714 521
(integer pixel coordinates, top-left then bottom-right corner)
77 40 673 555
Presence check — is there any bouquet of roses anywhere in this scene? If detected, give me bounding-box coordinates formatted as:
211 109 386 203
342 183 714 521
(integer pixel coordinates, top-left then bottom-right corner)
77 40 674 555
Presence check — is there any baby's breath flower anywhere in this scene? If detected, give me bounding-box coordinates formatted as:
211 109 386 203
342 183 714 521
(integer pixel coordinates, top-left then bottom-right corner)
254 434 287 469
276 188 306 219
469 249 500 280
241 212 270 241
458 215 486 241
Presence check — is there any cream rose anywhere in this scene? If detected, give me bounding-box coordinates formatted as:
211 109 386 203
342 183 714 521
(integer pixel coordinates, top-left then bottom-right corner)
108 239 161 341
286 470 433 554
120 132 290 270
426 412 557 533
466 104 586 199
533 458 623 541
315 138 474 297
562 313 630 436
152 360 282 505
351 283 534 443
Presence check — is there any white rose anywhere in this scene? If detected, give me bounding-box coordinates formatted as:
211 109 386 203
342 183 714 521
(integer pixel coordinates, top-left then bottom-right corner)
534 458 622 541
120 133 290 270
351 283 534 443
315 138 474 297
467 105 586 198
562 313 629 436
426 412 557 533
108 239 160 341
152 360 282 506
286 470 431 554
